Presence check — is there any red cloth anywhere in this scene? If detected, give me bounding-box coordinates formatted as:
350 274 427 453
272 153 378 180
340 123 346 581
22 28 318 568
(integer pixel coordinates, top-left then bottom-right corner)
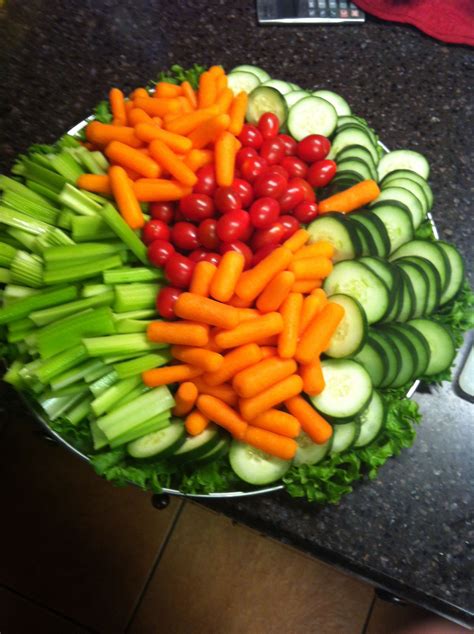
353 0 474 46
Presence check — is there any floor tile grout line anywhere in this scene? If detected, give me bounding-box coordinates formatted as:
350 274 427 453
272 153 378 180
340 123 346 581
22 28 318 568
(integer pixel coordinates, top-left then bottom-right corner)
0 581 98 633
361 592 377 634
124 498 186 633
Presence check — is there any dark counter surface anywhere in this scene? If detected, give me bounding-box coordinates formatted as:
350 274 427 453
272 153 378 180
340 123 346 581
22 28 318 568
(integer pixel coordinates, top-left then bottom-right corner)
1 0 473 627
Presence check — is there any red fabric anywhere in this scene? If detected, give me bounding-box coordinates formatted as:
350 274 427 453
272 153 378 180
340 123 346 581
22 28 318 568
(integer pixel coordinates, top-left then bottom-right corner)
353 0 474 46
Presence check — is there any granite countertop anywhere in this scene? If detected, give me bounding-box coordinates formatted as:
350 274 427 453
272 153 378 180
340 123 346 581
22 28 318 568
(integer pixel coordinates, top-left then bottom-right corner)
1 0 473 627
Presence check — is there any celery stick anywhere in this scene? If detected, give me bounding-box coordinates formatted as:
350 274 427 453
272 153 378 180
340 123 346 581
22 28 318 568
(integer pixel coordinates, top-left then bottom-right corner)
97 386 175 440
64 396 92 426
26 180 61 204
34 344 88 384
48 151 84 182
39 390 85 421
101 203 148 265
30 291 114 326
3 284 41 304
43 254 122 284
109 412 170 448
91 420 109 450
7 227 39 252
2 190 59 225
43 242 127 265
104 267 163 284
111 382 149 411
115 319 153 334
89 370 118 397
7 326 36 343
0 285 77 325
20 158 66 192
0 206 51 236
8 317 33 332
81 284 113 298
34 227 74 248
113 351 170 379
0 268 11 284
102 351 147 364
73 146 106 175
83 333 165 357
91 375 142 417
50 359 105 391
0 241 17 266
0 174 52 205
91 151 109 171
10 251 44 288
72 215 115 241
112 309 156 321
114 283 158 312
4 359 26 389
58 183 101 216
83 361 108 383
57 209 75 229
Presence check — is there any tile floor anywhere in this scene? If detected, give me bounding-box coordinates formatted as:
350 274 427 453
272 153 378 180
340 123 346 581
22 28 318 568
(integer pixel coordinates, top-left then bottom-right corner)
0 417 468 634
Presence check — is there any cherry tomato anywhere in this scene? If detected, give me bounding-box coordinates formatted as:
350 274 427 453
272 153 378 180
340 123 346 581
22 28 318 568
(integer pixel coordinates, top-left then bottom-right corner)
236 147 258 169
292 177 316 202
194 164 217 196
217 210 251 243
149 202 175 224
294 201 319 223
157 286 181 320
147 239 175 267
306 159 337 188
238 124 263 149
251 244 276 266
189 248 210 262
296 134 331 163
141 219 170 245
277 133 298 156
165 253 195 288
278 178 306 212
258 112 279 139
253 171 287 199
240 156 268 183
240 220 253 243
280 156 308 179
279 214 300 239
259 137 286 165
170 222 200 252
201 252 221 266
214 186 242 214
251 222 286 251
230 178 254 208
220 240 253 269
249 197 280 229
179 193 215 222
197 218 219 251
265 164 289 180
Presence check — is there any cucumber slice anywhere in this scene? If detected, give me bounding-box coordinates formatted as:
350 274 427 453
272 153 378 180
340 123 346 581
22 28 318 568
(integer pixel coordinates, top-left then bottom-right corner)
324 293 368 358
377 326 417 388
351 220 378 256
359 256 396 291
323 260 390 324
307 213 362 263
381 267 403 322
401 256 441 315
336 117 377 145
389 240 451 293
246 86 288 127
328 129 379 164
394 259 429 319
330 422 360 454
354 391 386 448
189 435 230 467
230 65 270 82
394 268 416 323
293 431 332 466
288 82 300 90
312 90 351 116
370 204 414 253
353 337 389 387
408 319 456 376
350 212 390 258
371 186 424 229
337 158 373 181
127 420 185 459
336 145 377 176
284 90 310 107
437 242 465 306
381 170 433 210
377 150 430 181
381 177 428 217
261 79 293 95
369 330 402 388
312 359 373 419
388 323 430 377
287 96 338 140
229 440 291 485
227 71 260 95
170 424 221 464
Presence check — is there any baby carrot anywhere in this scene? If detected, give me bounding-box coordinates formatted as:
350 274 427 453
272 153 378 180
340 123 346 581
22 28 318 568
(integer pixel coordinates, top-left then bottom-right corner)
239 374 303 421
172 381 198 417
198 71 217 108
288 256 333 280
124 100 134 125
105 141 160 179
236 308 259 322
190 260 217 297
215 130 236 187
215 312 283 350
228 92 248 136
252 409 301 438
215 88 234 114
295 302 345 364
233 357 297 399
165 105 220 135
291 280 321 293
171 346 224 373
76 174 112 196
285 395 332 444
121 166 141 181
256 335 279 346
134 96 181 117
85 122 142 148
235 247 293 302
109 88 127 126
208 65 225 77
174 292 240 330
130 87 149 100
147 321 209 346
142 364 202 387
134 123 193 153
283 228 310 252
185 409 210 436
204 343 262 387
108 166 145 229
299 359 325 396
299 289 328 335
152 116 163 126
260 346 277 359
229 294 254 308
184 149 214 171
133 179 191 201
187 114 230 149
256 270 295 313
128 108 157 127
292 241 335 261
278 292 303 359
210 251 245 303
154 82 182 98
244 426 297 460
319 179 380 214
197 395 248 440
181 81 198 109
216 74 228 95
192 378 238 407
148 139 197 187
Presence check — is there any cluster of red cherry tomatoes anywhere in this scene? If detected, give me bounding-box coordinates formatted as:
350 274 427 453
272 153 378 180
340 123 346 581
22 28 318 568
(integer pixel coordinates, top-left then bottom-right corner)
141 112 337 319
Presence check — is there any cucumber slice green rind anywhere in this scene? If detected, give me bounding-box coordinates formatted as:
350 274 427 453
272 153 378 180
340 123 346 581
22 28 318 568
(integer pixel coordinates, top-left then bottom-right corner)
261 79 293 95
328 128 379 164
354 391 387 448
353 337 389 387
394 268 416 323
189 436 230 467
127 421 185 459
324 293 368 358
400 256 441 315
284 90 310 107
377 150 430 181
369 330 402 388
229 440 291 485
371 186 424 229
330 422 360 454
227 71 261 95
370 204 414 253
381 178 429 217
380 170 433 210
377 326 417 387
247 86 288 126
294 431 333 466
170 424 221 464
307 213 362 263
231 65 270 82
312 359 373 419
350 212 391 258
389 240 451 293
288 96 338 140
437 241 465 305
408 319 456 376
394 259 429 319
388 323 430 377
312 90 351 116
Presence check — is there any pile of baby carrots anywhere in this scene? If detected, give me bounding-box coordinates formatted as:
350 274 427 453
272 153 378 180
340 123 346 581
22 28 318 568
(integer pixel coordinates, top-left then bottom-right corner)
78 66 246 230
141 228 345 461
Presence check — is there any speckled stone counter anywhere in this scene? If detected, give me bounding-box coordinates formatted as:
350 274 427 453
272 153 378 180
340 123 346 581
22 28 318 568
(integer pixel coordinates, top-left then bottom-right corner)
1 0 473 627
